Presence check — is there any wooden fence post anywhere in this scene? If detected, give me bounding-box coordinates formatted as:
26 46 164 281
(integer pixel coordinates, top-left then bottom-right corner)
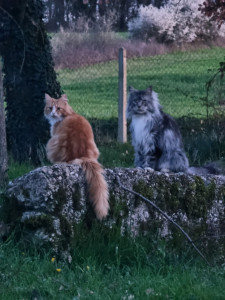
0 59 8 187
118 47 127 143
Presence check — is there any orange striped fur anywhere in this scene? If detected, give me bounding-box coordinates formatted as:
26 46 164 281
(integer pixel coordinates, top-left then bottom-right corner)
44 94 109 220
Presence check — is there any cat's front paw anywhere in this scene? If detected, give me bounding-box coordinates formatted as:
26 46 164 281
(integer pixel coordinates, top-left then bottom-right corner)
69 158 82 166
144 167 154 173
160 168 171 173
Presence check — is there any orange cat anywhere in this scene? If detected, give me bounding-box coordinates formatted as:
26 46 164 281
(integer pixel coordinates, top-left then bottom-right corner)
44 94 109 220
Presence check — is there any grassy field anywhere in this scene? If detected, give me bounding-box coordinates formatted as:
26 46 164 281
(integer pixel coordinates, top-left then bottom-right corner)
55 46 225 167
3 46 225 176
1 227 225 299
1 47 225 299
58 47 225 119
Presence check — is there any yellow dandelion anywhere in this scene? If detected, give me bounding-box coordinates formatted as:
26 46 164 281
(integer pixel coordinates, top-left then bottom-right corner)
56 268 62 272
51 257 55 263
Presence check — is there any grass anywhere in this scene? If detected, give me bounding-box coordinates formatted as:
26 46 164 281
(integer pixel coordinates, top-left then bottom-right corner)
56 46 225 166
7 158 35 182
58 46 225 119
1 227 225 299
5 143 133 182
99 142 134 168
3 46 225 179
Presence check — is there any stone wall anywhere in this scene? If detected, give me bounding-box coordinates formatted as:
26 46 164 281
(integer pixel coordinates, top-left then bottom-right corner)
2 164 225 259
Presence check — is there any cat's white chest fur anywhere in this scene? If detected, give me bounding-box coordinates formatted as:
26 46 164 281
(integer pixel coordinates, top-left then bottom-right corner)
131 115 149 145
47 117 63 136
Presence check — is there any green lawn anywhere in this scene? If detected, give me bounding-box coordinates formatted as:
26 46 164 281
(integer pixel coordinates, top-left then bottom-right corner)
1 228 225 300
58 47 225 119
56 47 225 166
3 47 225 178
7 158 35 182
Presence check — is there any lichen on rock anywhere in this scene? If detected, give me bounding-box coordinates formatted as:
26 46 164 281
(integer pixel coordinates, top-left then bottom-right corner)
1 164 225 258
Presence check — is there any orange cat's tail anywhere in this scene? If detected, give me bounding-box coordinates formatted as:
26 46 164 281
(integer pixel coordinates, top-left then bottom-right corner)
72 158 109 220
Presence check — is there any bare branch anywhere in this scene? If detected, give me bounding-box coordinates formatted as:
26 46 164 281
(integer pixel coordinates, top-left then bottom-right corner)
116 175 210 266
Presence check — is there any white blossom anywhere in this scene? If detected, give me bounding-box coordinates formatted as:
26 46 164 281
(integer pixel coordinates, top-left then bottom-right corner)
128 0 225 43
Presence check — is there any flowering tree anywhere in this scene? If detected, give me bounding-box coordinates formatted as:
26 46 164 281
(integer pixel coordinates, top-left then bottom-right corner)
128 0 225 43
199 0 225 27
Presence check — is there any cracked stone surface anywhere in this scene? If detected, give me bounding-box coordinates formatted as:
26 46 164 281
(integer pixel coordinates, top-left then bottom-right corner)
2 164 225 257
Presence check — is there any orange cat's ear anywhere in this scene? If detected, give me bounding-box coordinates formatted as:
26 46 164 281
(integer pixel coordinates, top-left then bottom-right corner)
45 94 52 102
61 94 68 102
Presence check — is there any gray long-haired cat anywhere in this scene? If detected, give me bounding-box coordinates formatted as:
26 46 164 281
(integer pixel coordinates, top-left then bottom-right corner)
127 86 189 172
127 86 220 175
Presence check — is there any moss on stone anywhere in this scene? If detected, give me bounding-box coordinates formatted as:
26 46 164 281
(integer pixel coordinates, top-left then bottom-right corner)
1 194 24 224
101 191 130 231
194 177 210 218
217 185 225 203
133 180 153 199
183 176 216 219
53 188 68 215
23 214 55 233
206 180 216 205
133 178 181 212
109 191 129 219
139 218 163 235
133 180 154 206
166 182 181 211
21 188 29 199
3 165 225 258
59 215 72 238
72 183 83 211
157 183 171 210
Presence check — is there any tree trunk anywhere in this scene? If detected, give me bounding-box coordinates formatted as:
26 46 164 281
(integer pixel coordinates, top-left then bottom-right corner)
54 0 66 29
0 60 8 187
0 0 61 165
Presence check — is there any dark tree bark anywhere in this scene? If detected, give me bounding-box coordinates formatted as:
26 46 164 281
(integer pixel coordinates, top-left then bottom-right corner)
46 0 67 31
0 0 61 165
0 61 8 187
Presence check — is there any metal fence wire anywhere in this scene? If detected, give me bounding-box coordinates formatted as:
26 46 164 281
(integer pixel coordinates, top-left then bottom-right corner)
57 46 225 143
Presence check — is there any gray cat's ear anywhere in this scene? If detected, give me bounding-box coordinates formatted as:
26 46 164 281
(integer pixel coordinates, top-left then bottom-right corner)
45 94 51 102
146 86 152 94
128 86 136 93
61 94 68 102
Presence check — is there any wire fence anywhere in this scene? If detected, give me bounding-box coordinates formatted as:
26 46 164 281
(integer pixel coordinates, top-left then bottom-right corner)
57 46 225 143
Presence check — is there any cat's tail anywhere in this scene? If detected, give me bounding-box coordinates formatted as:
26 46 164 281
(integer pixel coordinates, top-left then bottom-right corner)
72 157 109 220
186 162 223 176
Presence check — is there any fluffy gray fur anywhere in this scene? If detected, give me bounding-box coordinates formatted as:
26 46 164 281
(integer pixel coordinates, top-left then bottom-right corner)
127 86 221 175
127 86 189 173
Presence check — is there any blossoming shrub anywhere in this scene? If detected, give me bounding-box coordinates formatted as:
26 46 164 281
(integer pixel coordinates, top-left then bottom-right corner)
128 0 225 43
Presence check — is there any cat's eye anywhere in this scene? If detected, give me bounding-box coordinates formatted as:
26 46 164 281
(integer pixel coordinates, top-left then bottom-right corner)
48 106 53 111
57 107 61 111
